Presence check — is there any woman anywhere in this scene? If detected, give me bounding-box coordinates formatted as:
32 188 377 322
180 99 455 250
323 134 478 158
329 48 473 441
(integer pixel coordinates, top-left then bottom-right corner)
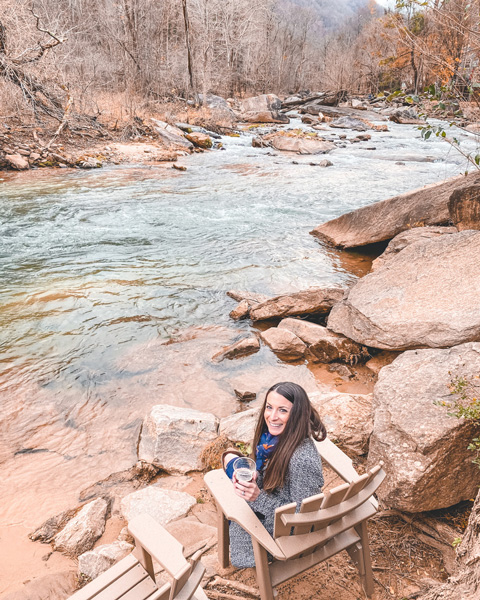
223 381 326 568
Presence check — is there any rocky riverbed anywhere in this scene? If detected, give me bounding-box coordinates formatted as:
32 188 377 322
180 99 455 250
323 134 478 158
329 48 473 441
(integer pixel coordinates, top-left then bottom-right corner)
2 93 480 600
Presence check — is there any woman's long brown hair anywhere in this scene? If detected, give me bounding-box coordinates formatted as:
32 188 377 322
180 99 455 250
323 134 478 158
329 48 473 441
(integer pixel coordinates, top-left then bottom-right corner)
252 382 326 492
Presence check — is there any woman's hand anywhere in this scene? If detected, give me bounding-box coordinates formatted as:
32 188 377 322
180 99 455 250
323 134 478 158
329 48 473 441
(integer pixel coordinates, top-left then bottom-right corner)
232 470 260 502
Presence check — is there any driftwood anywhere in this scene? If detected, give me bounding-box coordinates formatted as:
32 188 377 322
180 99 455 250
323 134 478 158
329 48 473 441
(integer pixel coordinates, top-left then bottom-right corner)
280 90 347 113
210 577 260 597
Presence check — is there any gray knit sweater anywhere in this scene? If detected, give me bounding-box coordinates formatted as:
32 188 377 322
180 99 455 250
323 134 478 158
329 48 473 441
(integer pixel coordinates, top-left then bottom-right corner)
229 437 324 568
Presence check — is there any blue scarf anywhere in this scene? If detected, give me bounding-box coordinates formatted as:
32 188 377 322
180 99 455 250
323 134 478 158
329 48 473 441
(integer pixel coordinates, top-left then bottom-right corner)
256 431 279 471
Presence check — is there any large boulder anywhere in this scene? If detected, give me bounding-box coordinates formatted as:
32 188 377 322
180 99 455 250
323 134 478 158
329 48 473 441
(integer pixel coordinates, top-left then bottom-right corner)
368 343 480 512
270 136 336 154
328 230 480 350
259 327 307 360
138 405 218 473
5 153 29 170
448 184 480 231
239 94 289 124
278 318 365 363
371 226 458 271
120 485 196 524
310 171 480 248
53 498 108 556
219 407 261 444
185 132 212 149
151 119 193 151
309 391 373 455
249 287 345 321
78 541 133 580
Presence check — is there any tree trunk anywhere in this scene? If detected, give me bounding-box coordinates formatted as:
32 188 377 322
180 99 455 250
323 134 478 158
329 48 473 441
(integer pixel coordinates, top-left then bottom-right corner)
181 0 195 95
418 488 480 600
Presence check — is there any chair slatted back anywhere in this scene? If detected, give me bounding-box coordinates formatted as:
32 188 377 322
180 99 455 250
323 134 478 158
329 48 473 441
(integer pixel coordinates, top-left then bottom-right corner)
273 464 385 559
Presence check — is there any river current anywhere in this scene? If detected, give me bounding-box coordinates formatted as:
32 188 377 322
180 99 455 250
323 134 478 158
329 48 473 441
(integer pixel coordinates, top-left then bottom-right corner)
0 117 475 537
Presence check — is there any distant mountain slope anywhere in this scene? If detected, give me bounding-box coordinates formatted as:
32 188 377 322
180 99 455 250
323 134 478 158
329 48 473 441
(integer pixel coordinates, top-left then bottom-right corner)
281 0 382 29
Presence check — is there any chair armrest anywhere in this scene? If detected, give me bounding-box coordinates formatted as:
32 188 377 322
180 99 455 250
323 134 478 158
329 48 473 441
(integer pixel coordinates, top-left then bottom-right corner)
204 469 285 560
128 514 188 577
315 438 379 509
315 438 359 482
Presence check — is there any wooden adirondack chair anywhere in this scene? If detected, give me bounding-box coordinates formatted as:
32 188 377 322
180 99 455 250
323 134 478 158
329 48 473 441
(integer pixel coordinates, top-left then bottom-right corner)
68 514 208 600
204 438 386 600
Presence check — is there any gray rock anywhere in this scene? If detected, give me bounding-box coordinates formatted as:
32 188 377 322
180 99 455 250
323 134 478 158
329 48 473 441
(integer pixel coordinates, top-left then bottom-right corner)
278 318 365 363
328 230 480 350
310 171 480 249
239 94 289 124
120 485 196 524
260 327 307 360
270 136 336 154
151 119 193 150
53 498 108 556
330 116 368 131
212 336 260 361
219 407 261 444
368 343 480 512
371 226 458 271
29 508 78 543
138 405 218 473
78 541 134 580
250 287 345 321
309 391 373 455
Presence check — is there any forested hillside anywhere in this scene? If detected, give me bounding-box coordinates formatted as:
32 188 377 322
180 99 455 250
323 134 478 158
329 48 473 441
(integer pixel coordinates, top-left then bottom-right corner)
0 1 478 123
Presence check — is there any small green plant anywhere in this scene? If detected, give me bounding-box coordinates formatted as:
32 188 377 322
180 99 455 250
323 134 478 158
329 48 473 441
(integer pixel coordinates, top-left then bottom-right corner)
436 374 480 465
452 536 462 549
234 441 252 456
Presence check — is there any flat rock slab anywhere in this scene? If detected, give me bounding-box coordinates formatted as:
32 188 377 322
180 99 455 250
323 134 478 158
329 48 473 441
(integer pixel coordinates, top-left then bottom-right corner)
138 405 219 473
78 541 134 580
166 516 217 555
371 226 458 271
328 230 480 350
120 485 196 524
2 571 77 600
330 116 368 131
368 343 480 512
250 287 345 321
310 171 480 248
270 136 336 154
53 498 108 557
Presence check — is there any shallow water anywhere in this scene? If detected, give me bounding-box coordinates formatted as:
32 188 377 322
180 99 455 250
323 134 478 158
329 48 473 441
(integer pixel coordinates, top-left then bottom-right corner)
0 116 475 533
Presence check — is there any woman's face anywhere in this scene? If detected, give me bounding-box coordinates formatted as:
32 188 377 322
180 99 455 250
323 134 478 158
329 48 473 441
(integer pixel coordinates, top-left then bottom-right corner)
264 390 293 436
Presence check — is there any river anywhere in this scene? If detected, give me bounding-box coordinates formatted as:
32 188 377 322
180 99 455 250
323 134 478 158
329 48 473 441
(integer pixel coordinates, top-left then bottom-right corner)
0 116 475 592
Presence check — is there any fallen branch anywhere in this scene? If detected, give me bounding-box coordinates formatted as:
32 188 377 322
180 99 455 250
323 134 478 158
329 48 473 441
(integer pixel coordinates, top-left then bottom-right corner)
210 577 260 597
206 591 249 600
